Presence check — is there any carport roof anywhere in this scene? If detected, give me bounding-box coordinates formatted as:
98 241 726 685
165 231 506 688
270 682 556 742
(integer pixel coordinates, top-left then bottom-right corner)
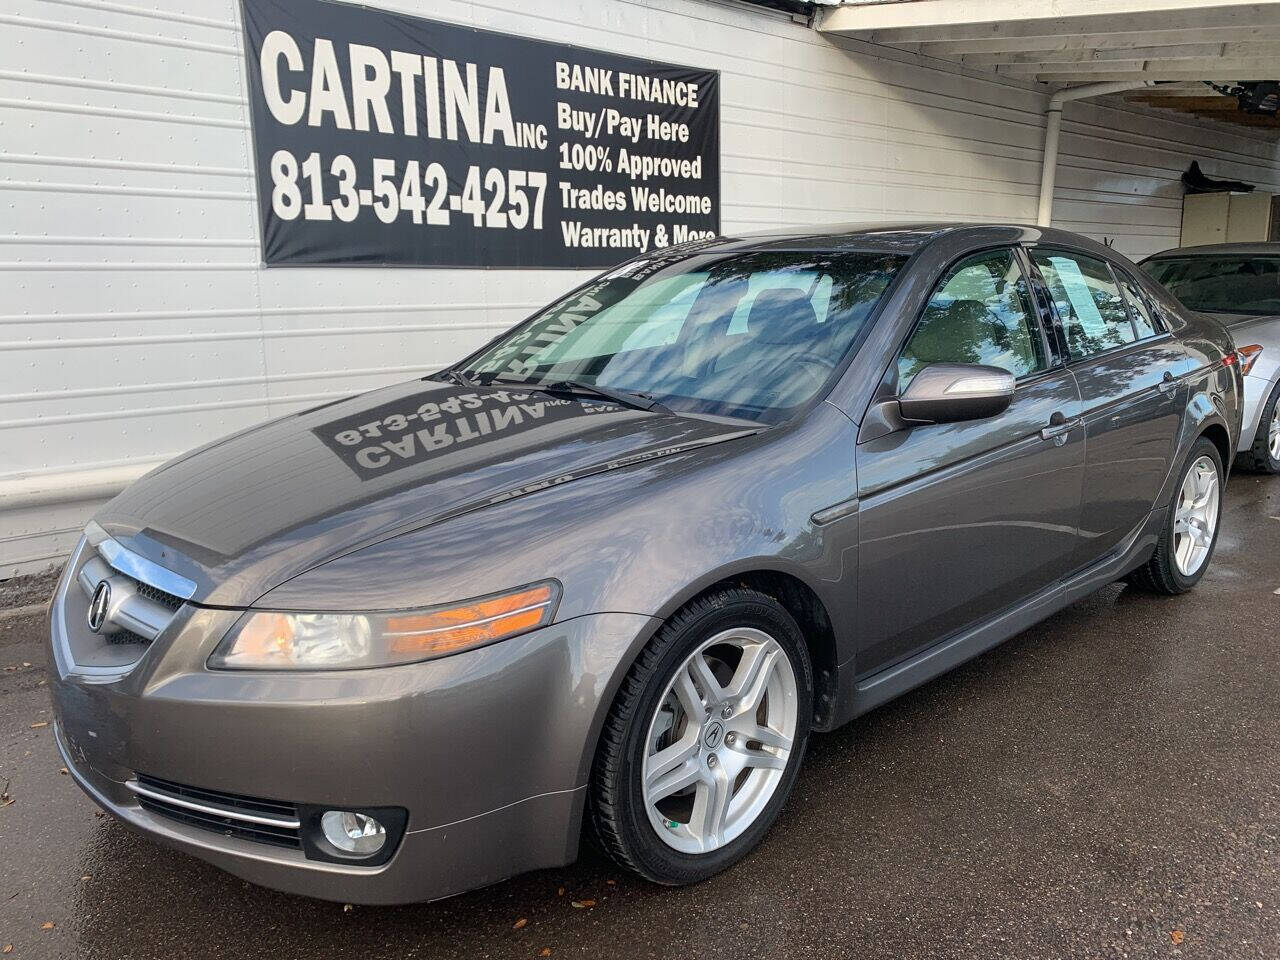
818 0 1280 132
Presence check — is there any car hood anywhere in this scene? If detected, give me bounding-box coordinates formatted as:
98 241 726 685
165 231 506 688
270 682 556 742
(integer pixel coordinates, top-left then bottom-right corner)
94 378 757 607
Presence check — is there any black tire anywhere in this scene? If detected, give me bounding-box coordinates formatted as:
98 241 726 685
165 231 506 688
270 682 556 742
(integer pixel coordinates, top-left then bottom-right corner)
1240 378 1280 474
1127 437 1224 595
589 587 813 885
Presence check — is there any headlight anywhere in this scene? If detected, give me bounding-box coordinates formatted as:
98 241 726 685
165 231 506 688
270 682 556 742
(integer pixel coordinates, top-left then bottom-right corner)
208 581 559 670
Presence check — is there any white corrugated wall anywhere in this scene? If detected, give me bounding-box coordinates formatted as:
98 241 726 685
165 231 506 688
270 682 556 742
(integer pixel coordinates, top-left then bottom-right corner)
3 0 1279 576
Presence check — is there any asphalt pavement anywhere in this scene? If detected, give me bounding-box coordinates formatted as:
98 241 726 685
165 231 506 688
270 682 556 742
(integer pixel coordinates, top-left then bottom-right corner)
2 474 1278 960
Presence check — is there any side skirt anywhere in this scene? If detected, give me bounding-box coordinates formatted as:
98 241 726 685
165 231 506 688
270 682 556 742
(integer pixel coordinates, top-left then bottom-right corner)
838 507 1166 723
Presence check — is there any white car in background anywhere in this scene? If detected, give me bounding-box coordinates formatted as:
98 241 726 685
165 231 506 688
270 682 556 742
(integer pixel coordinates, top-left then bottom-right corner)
1142 244 1280 473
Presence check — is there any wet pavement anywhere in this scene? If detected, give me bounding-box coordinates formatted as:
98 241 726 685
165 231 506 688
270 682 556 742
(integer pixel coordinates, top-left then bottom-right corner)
2 474 1278 960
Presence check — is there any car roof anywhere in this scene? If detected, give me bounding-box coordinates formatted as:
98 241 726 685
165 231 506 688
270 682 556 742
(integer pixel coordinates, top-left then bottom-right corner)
1143 242 1280 261
696 222 1119 259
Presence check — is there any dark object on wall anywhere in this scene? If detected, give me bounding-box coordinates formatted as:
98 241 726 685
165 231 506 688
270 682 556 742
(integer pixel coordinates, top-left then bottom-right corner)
1236 81 1280 115
1182 161 1255 195
240 0 720 268
1206 80 1280 116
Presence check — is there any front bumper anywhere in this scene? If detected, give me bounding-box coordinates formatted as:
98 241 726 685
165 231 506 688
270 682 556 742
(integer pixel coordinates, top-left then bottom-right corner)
48 544 657 904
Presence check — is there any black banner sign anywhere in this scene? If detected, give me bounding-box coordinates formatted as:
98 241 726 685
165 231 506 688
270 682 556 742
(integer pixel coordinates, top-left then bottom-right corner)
241 0 721 268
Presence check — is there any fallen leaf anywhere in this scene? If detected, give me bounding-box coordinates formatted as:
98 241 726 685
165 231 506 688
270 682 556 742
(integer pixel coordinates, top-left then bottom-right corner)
342 904 353 913
59 768 68 776
570 899 596 909
41 921 54 929
1171 930 1185 945
605 879 616 885
556 886 565 896
30 722 48 729
540 950 552 957
512 918 528 930
80 875 90 882
3 944 12 954
22 662 31 667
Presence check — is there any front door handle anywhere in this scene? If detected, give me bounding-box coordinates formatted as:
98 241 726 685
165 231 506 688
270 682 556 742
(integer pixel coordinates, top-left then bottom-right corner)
1039 411 1081 444
1157 371 1178 395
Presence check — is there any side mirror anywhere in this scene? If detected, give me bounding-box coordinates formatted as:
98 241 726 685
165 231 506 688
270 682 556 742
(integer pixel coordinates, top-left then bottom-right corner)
898 363 1015 424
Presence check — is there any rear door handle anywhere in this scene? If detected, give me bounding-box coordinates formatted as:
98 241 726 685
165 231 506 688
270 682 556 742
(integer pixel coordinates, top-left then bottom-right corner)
1157 371 1178 395
1040 412 1081 444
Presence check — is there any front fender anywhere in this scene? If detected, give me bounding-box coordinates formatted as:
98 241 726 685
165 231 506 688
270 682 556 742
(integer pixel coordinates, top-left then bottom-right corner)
256 403 862 776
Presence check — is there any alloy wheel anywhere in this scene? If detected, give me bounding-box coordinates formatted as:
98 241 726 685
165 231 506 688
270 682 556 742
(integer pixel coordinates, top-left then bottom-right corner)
1269 405 1280 462
1173 454 1220 577
641 627 798 854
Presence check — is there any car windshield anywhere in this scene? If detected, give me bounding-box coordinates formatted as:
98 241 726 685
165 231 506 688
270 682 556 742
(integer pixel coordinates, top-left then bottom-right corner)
458 250 906 424
1144 255 1280 317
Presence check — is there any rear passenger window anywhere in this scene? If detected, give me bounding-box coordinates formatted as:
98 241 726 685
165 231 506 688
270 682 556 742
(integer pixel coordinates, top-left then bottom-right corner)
1032 250 1135 359
1117 272 1162 339
898 248 1047 389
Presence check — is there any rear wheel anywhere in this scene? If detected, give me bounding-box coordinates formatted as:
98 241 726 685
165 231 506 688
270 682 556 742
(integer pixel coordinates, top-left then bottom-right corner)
1242 379 1280 474
1127 437 1224 595
589 588 812 884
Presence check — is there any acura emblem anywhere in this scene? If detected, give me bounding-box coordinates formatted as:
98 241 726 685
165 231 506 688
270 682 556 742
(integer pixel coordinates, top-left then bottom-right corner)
702 721 724 750
87 580 111 633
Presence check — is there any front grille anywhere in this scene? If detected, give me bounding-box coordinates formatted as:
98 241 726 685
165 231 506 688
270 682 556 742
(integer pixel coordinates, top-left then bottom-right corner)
106 629 149 645
134 581 185 611
132 774 302 850
73 543 186 653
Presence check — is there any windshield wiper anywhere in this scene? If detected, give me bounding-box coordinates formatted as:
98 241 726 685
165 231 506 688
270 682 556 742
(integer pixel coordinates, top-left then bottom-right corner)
494 377 676 415
430 367 474 387
545 379 676 414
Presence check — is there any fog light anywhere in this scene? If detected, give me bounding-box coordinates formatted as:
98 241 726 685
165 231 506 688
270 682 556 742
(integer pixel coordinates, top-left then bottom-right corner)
320 810 386 855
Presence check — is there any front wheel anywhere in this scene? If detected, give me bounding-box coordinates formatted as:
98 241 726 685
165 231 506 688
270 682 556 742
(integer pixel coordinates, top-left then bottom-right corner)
1127 437 1224 595
589 588 812 885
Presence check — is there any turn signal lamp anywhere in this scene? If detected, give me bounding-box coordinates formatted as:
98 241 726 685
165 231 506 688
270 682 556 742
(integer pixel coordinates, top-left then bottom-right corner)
1236 344 1263 376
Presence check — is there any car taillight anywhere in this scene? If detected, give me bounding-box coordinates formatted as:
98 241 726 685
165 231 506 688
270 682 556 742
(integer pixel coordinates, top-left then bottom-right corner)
1236 343 1263 375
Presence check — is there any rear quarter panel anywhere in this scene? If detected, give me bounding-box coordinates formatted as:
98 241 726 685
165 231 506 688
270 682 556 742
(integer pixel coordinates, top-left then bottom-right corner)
1139 277 1242 486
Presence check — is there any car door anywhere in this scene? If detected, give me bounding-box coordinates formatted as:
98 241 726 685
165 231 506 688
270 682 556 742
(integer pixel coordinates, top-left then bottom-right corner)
855 247 1085 675
1027 248 1191 569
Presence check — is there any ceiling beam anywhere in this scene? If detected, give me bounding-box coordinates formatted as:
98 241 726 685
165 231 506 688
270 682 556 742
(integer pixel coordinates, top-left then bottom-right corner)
962 42 1280 66
919 26 1280 56
1004 59 1151 75
1119 84 1236 95
819 1 1280 44
1010 56 1280 78
1129 95 1280 125
1037 69 1280 81
1126 95 1244 110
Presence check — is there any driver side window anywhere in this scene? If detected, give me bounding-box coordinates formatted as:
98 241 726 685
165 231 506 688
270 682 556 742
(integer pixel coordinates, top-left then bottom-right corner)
898 249 1048 390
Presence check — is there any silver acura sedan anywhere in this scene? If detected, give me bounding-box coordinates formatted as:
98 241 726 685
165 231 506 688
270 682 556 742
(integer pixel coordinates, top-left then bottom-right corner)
49 224 1241 903
1142 243 1280 473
